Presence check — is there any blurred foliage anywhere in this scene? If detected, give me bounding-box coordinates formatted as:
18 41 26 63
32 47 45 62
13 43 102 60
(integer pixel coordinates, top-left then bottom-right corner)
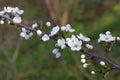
0 0 120 80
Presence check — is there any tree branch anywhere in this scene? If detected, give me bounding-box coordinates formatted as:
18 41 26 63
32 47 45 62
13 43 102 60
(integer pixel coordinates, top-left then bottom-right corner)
0 14 120 71
80 49 120 70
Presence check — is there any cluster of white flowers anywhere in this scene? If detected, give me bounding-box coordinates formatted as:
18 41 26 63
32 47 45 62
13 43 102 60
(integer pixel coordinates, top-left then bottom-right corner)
52 32 91 58
20 28 33 40
49 24 75 37
66 35 82 51
1 6 120 76
50 25 92 58
0 6 24 24
19 22 50 41
61 24 75 32
80 54 89 68
98 31 116 43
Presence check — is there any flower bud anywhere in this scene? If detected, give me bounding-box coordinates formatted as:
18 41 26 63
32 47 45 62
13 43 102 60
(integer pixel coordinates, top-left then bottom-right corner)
36 30 42 36
46 22 51 27
0 20 4 24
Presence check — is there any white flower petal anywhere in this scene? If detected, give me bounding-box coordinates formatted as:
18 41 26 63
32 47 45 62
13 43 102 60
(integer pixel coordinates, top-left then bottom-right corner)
42 34 50 42
52 48 59 54
56 38 66 49
85 44 93 49
32 23 38 29
13 16 22 24
61 26 66 31
56 53 61 58
66 35 82 51
24 35 29 40
49 26 60 36
20 32 26 37
77 33 90 42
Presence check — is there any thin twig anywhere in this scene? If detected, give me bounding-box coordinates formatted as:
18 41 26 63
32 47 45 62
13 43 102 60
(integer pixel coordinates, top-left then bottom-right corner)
0 45 16 80
80 49 120 70
106 67 117 72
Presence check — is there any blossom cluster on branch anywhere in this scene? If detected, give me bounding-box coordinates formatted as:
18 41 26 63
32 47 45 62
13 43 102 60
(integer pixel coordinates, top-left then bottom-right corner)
0 6 120 76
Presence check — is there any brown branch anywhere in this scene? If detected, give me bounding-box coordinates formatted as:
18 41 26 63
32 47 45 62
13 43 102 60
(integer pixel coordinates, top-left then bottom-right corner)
60 0 71 26
80 49 120 70
106 67 117 72
12 38 22 62
0 14 120 71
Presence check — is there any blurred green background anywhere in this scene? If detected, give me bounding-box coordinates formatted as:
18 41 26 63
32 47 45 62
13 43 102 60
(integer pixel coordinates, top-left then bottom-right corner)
0 0 120 80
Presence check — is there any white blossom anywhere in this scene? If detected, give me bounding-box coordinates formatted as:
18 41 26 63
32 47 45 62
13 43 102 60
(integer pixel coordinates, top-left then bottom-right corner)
36 30 42 36
4 6 14 13
0 7 24 24
85 44 93 49
0 11 5 15
14 7 24 15
98 31 116 43
52 48 61 58
66 35 82 51
49 26 60 36
13 16 22 24
32 23 38 29
3 6 24 15
46 21 51 27
100 61 105 66
20 28 33 40
77 33 90 42
61 24 75 32
56 38 66 49
42 34 50 42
